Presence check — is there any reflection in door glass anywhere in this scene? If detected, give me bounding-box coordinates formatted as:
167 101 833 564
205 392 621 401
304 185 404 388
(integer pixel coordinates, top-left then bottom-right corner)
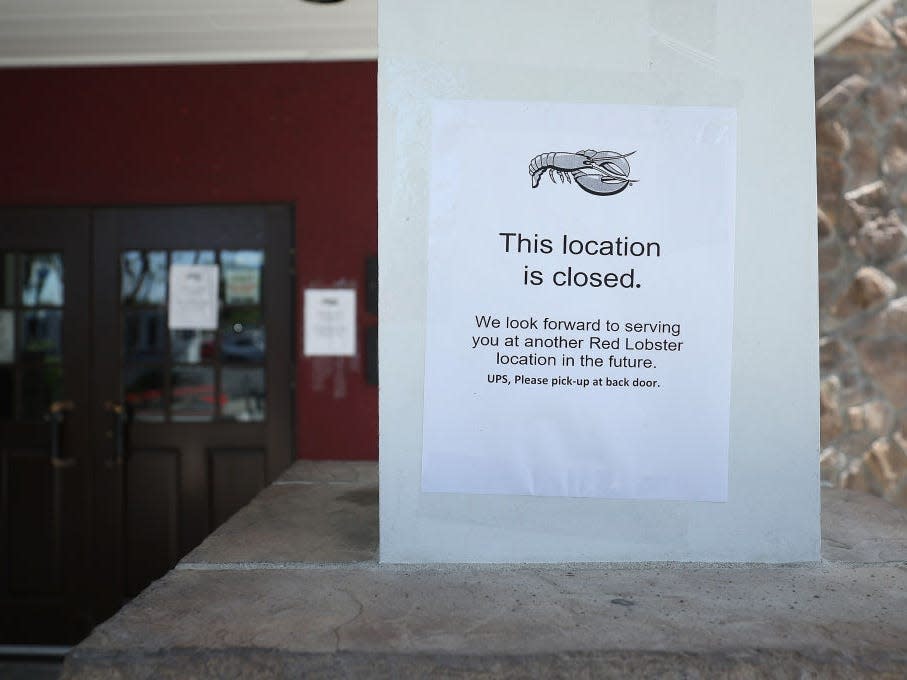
171 250 216 266
21 362 63 421
221 367 265 422
171 329 216 363
0 309 14 363
0 253 15 306
220 308 265 363
221 251 264 305
123 364 165 422
172 366 215 421
123 310 166 361
21 310 63 360
121 251 167 305
22 253 64 306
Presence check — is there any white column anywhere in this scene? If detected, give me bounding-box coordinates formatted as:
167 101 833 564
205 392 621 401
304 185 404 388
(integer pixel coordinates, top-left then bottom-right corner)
379 0 819 563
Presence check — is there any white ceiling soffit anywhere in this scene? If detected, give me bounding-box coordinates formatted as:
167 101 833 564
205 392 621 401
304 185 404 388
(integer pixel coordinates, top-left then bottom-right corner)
814 0 895 54
0 0 892 66
0 0 378 66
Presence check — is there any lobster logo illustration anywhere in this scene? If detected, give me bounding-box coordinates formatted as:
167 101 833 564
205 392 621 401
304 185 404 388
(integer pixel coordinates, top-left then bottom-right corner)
529 149 637 196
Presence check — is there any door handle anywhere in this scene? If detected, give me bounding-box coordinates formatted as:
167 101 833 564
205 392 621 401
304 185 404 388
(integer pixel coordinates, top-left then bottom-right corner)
104 401 128 466
46 400 76 469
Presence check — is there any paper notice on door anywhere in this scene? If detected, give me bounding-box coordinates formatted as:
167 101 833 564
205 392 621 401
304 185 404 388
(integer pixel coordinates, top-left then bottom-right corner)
168 264 220 330
304 289 357 357
0 310 13 363
223 267 260 305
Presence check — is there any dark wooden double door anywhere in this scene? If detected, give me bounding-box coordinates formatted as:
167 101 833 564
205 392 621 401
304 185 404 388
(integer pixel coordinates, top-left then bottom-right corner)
0 205 294 644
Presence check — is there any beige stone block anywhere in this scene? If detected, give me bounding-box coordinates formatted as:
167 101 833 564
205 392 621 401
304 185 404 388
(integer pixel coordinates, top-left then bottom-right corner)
816 119 850 154
836 368 875 408
820 336 852 373
817 74 871 115
820 447 846 485
857 336 907 408
819 240 843 273
882 145 907 178
821 197 861 238
818 208 835 241
847 406 864 431
835 430 885 459
820 377 843 446
854 211 907 264
819 275 847 316
842 460 875 494
869 81 906 124
846 134 881 188
885 478 907 508
873 297 907 335
886 255 907 288
817 152 845 196
893 16 907 49
845 180 891 225
894 427 907 455
846 401 891 436
831 267 897 318
836 18 897 53
863 437 907 491
864 400 893 434
891 118 907 149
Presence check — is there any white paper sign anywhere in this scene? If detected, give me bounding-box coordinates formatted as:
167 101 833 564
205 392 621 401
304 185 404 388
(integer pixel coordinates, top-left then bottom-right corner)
224 267 260 305
168 264 219 330
422 100 737 502
0 310 14 363
304 289 357 357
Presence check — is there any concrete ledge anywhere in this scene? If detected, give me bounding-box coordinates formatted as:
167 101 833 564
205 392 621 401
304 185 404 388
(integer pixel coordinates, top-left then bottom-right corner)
63 648 907 679
63 463 907 679
179 481 378 566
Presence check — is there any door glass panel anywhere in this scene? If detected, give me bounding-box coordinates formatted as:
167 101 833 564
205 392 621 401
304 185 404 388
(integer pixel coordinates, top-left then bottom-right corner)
171 329 215 363
221 250 264 305
21 310 62 360
172 366 215 421
0 253 15 305
0 366 13 419
118 246 271 424
172 250 216 266
221 367 265 422
21 253 64 306
0 251 66 422
0 309 14 363
220 308 265 363
123 364 166 422
121 251 167 305
21 362 63 421
123 310 166 361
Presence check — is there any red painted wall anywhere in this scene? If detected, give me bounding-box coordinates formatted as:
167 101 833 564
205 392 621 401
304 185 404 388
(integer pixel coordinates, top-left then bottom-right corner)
0 63 378 460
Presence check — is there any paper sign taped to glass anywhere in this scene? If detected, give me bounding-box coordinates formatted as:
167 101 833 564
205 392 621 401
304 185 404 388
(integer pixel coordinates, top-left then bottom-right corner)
168 264 220 331
421 100 737 502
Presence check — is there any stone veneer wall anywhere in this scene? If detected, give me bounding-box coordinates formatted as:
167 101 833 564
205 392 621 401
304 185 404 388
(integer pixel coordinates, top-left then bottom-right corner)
816 2 907 506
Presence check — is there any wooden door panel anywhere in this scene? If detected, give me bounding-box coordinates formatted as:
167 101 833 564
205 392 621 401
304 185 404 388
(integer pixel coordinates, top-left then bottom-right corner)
208 449 267 529
125 449 181 596
92 205 293 616
5 450 60 595
0 209 93 644
0 205 294 641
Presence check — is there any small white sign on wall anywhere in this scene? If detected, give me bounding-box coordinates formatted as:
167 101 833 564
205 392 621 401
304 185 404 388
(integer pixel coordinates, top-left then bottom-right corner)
304 288 357 357
168 264 220 330
422 100 737 502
